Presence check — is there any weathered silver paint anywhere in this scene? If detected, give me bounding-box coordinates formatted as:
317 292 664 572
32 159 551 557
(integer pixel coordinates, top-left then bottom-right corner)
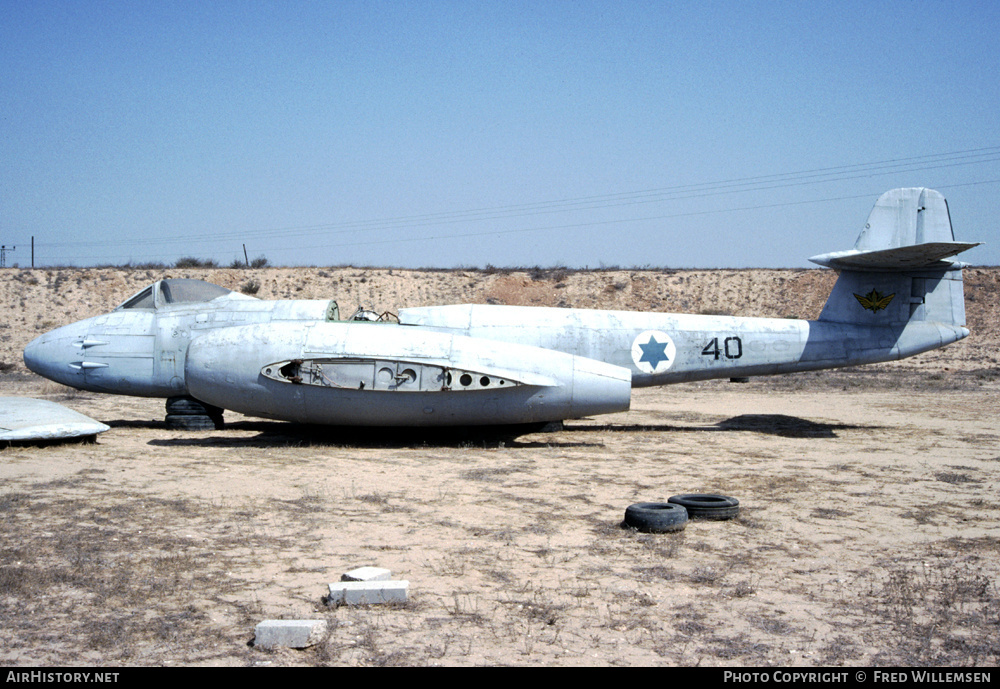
399 188 977 387
396 305 968 386
23 279 335 397
184 321 631 425
0 398 110 442
810 188 980 270
22 188 980 427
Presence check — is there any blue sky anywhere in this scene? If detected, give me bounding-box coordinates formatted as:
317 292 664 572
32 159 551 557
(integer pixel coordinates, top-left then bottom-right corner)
2 0 997 268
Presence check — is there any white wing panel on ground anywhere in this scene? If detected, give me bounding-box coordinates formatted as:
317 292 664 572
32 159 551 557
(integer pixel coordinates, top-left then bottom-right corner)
0 397 110 442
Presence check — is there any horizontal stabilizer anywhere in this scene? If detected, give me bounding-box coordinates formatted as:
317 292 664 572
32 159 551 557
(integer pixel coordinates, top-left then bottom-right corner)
815 188 975 326
809 241 980 270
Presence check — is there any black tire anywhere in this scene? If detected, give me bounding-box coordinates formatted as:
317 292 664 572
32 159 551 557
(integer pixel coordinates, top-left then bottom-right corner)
165 414 218 431
667 494 740 520
622 502 688 533
166 396 222 417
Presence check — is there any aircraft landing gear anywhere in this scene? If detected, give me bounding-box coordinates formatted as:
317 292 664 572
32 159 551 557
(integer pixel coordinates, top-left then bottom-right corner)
165 396 224 430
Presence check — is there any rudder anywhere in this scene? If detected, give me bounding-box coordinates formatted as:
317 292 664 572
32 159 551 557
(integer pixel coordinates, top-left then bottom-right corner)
809 188 978 326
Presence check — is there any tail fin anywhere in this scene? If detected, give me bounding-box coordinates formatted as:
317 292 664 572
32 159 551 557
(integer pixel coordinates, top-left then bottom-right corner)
809 188 980 326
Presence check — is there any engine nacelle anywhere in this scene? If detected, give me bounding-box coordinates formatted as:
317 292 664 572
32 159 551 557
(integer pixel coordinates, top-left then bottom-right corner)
185 322 631 426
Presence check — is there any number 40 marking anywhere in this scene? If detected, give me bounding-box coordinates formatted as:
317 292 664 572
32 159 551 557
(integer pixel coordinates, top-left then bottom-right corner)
702 336 743 360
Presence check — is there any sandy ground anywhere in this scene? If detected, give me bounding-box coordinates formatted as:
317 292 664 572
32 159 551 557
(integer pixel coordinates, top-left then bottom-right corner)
0 267 997 666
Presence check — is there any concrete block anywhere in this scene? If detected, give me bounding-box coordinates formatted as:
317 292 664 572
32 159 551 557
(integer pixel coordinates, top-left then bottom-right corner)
327 580 409 605
254 619 328 649
341 566 392 582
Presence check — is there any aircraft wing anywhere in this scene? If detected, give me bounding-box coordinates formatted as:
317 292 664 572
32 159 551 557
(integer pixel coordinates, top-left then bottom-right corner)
0 397 110 442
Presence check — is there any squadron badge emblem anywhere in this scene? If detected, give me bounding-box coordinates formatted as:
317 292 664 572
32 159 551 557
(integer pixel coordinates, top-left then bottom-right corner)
854 289 895 313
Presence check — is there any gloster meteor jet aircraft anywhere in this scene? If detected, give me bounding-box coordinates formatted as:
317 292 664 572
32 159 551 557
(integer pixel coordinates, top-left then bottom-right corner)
23 188 979 427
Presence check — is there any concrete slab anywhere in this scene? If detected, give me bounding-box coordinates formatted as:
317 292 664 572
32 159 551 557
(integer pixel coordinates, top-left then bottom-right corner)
341 566 392 582
327 580 409 605
254 619 328 649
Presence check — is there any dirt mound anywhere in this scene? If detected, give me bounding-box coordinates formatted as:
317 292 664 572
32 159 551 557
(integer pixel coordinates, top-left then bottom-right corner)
1 266 997 375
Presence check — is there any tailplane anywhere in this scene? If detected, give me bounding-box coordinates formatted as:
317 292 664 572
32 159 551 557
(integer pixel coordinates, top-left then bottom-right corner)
809 188 980 326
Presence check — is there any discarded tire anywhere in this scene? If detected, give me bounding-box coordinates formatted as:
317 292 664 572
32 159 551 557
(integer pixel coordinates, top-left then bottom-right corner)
166 396 222 417
165 414 218 431
165 397 224 429
622 502 688 533
667 494 740 520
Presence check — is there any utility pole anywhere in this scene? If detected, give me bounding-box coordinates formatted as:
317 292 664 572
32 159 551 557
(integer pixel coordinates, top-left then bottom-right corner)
0 245 14 268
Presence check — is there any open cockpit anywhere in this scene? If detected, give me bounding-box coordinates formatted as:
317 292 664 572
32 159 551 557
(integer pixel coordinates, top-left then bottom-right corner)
111 278 400 324
116 279 241 310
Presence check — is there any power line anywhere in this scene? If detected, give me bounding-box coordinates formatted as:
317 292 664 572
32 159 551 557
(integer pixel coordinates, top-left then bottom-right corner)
31 145 1000 250
19 147 1000 264
255 180 1000 255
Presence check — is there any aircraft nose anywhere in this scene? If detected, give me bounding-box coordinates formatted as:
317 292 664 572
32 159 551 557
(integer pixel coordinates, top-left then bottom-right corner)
23 334 45 373
23 330 80 385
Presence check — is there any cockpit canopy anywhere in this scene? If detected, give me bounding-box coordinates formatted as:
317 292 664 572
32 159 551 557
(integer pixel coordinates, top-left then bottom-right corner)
116 279 237 310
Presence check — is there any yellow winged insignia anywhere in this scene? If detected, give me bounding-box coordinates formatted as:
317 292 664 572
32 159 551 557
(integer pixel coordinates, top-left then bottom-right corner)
854 289 895 313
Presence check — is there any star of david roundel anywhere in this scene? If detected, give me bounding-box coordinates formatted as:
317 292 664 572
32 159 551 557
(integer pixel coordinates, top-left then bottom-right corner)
630 330 677 374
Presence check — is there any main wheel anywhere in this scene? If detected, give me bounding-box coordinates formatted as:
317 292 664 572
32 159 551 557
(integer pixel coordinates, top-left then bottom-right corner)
166 396 222 417
165 397 224 429
165 414 218 431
